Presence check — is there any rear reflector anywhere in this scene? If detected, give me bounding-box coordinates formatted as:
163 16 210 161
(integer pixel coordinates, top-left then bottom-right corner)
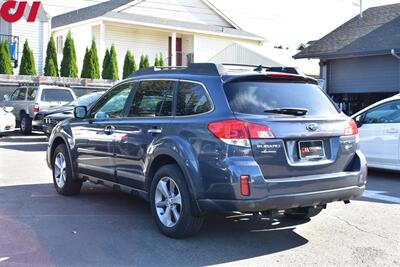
208 119 275 147
240 175 250 196
33 104 39 113
344 119 359 136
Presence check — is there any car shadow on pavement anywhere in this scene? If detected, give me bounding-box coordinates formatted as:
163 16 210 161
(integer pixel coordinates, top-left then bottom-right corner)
0 183 309 266
0 131 47 152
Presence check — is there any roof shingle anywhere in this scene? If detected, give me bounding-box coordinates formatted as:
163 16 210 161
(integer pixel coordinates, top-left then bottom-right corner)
294 3 400 59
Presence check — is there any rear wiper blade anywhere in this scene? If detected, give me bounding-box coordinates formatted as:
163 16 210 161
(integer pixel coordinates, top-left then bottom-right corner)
264 107 308 116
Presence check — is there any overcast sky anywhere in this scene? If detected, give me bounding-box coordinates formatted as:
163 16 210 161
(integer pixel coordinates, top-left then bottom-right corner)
40 0 400 48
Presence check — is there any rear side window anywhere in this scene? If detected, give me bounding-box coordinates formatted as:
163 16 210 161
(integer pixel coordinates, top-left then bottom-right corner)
224 82 339 116
176 82 212 116
27 88 37 101
129 80 174 117
41 89 74 102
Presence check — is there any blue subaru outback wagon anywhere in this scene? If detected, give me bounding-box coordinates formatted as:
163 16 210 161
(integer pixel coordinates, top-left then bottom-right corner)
46 64 367 238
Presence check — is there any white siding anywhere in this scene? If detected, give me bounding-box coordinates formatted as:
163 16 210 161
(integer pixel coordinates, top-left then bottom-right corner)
12 19 48 75
208 42 284 66
105 23 170 79
122 0 231 27
193 34 257 62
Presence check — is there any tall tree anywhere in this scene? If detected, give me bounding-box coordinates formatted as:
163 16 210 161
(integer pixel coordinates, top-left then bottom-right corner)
19 40 36 75
158 53 165 67
154 53 160 67
81 47 91 78
60 32 78 78
101 48 110 79
90 39 100 79
143 55 150 68
44 36 58 76
0 41 13 74
139 54 145 69
109 44 119 80
123 50 137 79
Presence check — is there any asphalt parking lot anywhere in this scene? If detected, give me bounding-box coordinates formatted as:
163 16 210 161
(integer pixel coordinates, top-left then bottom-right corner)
0 132 399 267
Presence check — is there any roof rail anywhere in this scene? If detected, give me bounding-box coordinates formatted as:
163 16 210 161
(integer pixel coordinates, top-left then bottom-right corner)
222 63 300 75
129 63 226 78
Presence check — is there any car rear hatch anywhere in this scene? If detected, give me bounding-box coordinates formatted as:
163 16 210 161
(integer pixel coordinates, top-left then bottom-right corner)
38 89 75 112
223 74 359 182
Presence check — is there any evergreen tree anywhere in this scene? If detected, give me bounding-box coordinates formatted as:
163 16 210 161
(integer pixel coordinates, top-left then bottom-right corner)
60 32 78 78
44 36 58 76
143 55 150 68
19 40 36 75
154 53 160 67
109 44 119 80
0 41 13 74
158 53 165 67
139 54 145 69
90 39 100 79
123 50 137 79
101 48 110 79
81 47 91 78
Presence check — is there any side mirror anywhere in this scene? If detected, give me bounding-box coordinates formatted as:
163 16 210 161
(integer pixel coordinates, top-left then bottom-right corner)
3 94 10 101
3 107 14 113
355 115 363 128
94 111 109 120
74 106 87 119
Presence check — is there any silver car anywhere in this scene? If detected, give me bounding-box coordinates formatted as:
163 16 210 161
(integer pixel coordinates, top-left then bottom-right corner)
1 86 77 134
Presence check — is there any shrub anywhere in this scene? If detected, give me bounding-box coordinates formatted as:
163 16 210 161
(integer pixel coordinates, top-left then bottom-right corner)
60 32 78 78
123 50 137 79
44 36 58 76
109 44 119 80
143 55 150 68
81 47 91 78
139 54 145 69
101 48 110 79
0 41 13 74
19 40 36 75
90 39 100 79
154 53 160 67
158 53 165 67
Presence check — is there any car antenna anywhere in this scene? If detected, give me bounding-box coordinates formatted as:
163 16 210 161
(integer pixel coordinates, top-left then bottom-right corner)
254 65 264 72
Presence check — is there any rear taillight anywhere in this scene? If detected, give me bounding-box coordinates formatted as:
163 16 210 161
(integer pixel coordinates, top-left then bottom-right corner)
240 175 250 196
207 119 275 147
33 104 39 113
343 119 358 136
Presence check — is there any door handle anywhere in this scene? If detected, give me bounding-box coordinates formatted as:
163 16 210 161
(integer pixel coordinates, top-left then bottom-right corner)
386 128 399 134
103 125 115 135
148 128 162 134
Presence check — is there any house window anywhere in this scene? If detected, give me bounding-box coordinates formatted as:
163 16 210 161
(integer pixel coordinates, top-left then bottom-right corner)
56 35 63 54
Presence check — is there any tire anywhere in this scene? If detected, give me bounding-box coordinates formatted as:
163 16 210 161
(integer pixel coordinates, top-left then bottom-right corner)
52 143 82 196
20 114 32 135
150 164 204 238
284 206 323 220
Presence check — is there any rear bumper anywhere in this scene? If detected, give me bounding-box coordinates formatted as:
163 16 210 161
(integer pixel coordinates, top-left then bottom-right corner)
32 119 43 130
198 185 365 213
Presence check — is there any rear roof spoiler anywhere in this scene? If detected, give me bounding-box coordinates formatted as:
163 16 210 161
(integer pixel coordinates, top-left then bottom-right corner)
223 73 319 85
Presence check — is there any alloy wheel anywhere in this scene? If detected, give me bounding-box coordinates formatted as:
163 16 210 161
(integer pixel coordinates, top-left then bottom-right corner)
155 177 182 228
54 152 67 188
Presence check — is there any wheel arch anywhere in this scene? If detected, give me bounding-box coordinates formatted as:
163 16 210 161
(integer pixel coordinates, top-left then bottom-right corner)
49 135 77 179
146 151 202 215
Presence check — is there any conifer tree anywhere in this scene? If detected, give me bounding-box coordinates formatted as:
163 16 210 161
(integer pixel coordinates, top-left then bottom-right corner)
109 44 119 80
0 41 13 74
123 50 137 79
90 39 100 79
60 32 78 78
101 48 110 79
19 40 36 75
44 36 58 76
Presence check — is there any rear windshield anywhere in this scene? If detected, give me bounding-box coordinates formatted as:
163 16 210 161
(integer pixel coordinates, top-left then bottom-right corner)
224 82 339 116
41 89 74 102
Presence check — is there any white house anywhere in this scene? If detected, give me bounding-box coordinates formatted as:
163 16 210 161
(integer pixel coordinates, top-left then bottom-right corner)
51 0 265 79
0 1 50 75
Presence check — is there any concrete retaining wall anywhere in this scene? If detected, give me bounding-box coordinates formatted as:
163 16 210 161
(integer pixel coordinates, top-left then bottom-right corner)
0 75 115 100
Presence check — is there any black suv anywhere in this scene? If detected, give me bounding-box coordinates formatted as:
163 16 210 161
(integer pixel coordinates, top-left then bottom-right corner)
46 64 367 238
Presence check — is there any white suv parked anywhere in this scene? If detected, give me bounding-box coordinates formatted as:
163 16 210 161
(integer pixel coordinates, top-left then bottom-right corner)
1 86 76 134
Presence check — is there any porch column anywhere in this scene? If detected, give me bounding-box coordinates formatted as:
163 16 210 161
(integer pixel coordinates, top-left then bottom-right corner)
171 32 177 66
99 22 106 67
